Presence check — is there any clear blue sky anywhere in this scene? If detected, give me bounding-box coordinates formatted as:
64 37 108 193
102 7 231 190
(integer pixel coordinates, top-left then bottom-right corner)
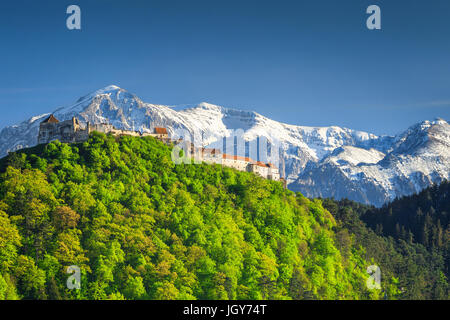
0 0 449 135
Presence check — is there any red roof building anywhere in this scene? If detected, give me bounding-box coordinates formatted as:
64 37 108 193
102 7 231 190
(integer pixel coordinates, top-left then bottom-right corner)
42 114 60 124
154 127 168 135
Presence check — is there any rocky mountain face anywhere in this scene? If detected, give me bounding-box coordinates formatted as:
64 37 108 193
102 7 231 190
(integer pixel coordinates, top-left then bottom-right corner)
0 85 448 207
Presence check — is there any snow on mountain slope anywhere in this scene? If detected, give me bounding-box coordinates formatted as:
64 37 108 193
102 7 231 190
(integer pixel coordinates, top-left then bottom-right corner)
328 146 386 166
290 119 450 206
0 85 448 207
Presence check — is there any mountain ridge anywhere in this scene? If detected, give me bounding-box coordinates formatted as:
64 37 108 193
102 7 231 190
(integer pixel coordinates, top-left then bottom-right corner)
0 85 448 206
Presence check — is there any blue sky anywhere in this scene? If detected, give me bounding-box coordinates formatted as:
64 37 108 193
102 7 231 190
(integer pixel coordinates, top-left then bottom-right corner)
0 0 449 135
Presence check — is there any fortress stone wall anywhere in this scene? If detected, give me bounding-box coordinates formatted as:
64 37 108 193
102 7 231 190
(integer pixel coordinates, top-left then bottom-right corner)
38 115 169 145
186 146 280 181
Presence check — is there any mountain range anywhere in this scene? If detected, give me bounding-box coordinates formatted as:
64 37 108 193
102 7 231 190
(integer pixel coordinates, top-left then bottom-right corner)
0 85 448 207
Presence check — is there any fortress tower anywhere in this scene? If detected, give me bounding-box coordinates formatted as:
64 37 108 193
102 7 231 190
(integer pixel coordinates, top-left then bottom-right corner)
38 115 87 144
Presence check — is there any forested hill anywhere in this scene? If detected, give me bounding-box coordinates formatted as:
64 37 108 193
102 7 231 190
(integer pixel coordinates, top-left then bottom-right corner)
361 181 449 288
363 181 449 252
322 181 449 299
0 133 392 300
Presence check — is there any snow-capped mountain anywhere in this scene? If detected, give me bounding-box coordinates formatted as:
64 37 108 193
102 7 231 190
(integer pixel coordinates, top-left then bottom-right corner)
0 85 448 207
289 118 450 206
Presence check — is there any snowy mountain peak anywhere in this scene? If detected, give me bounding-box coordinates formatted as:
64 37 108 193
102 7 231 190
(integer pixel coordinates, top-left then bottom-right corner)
92 84 122 94
411 118 448 131
76 84 127 103
196 102 223 110
433 117 447 124
0 86 448 207
103 84 121 90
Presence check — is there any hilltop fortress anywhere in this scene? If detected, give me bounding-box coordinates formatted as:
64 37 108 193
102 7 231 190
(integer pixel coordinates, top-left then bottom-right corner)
38 115 169 145
38 115 281 182
186 148 280 181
